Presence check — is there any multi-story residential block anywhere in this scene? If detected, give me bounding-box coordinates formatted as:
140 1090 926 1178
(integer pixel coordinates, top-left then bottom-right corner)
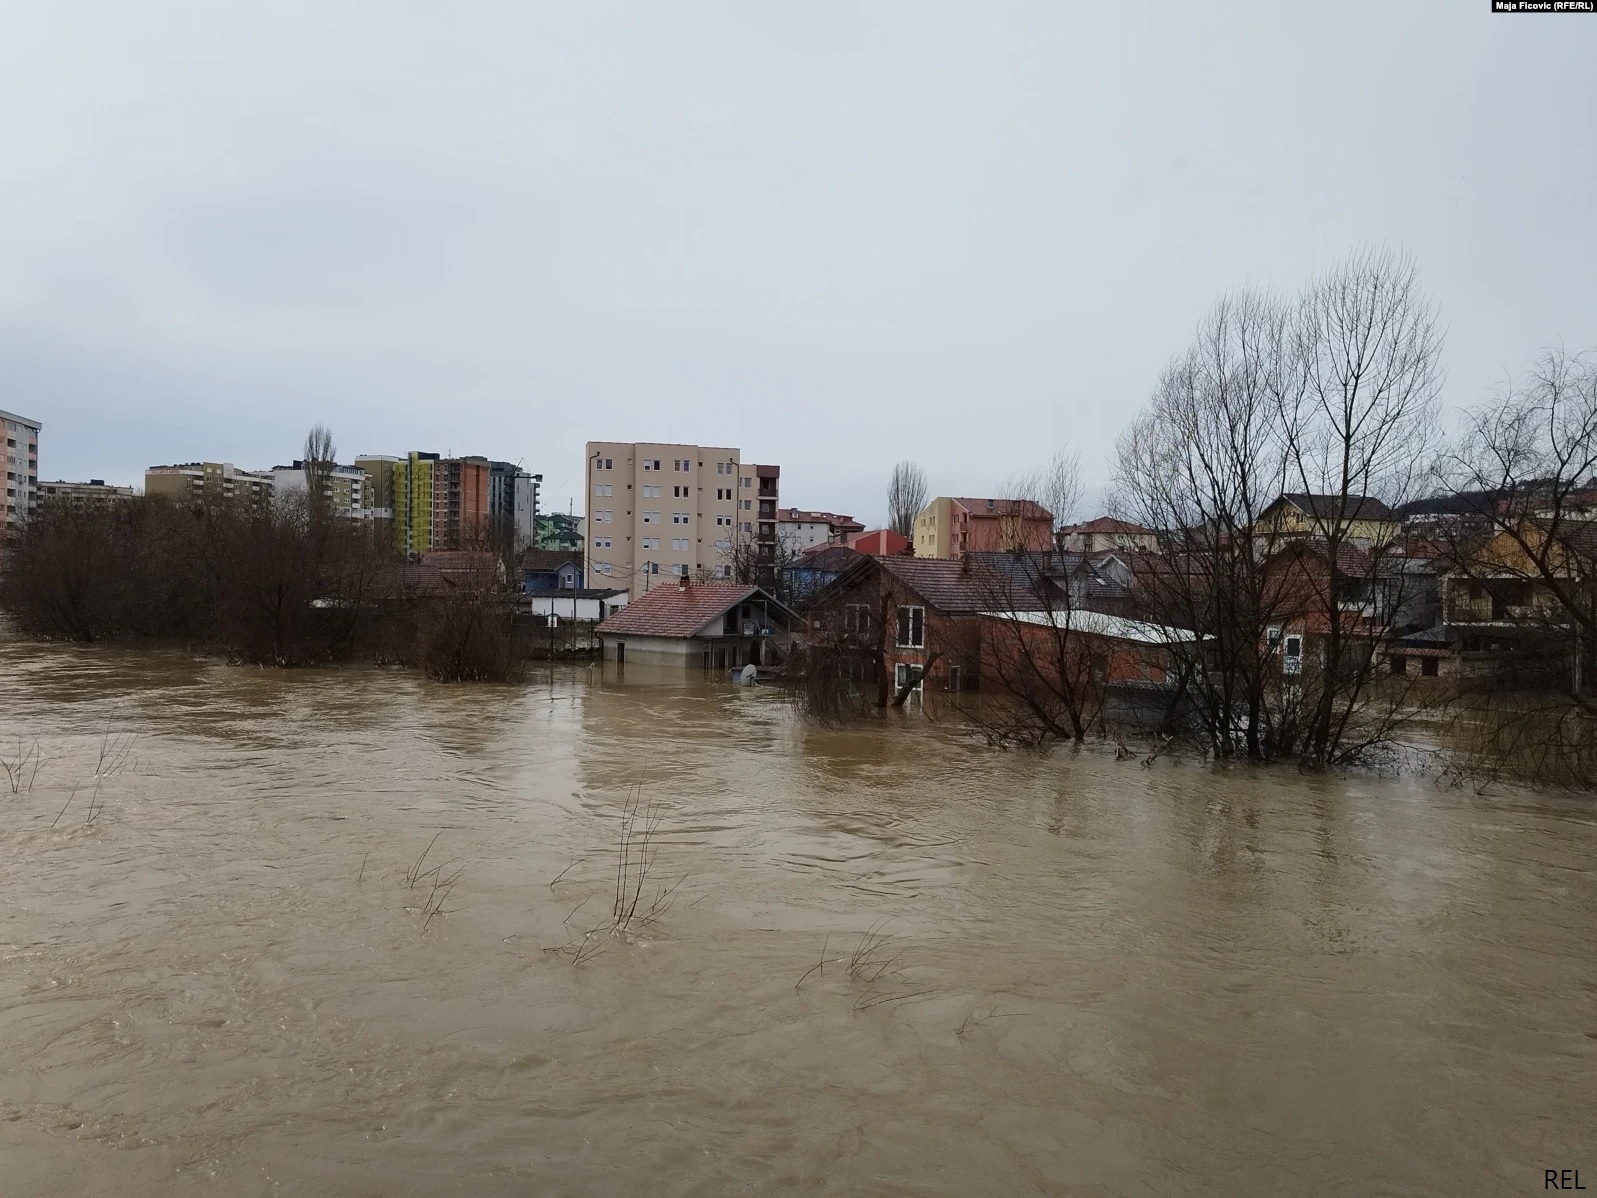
488 461 540 551
912 497 1054 558
584 442 780 591
1 409 41 530
354 454 399 541
270 460 370 518
145 462 275 512
432 456 489 550
38 479 135 509
389 452 438 555
776 508 864 553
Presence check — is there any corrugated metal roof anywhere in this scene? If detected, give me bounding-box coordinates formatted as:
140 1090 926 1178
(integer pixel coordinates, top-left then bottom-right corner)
980 609 1201 644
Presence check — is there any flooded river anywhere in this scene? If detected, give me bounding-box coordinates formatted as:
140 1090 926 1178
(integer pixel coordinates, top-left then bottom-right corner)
0 642 1592 1195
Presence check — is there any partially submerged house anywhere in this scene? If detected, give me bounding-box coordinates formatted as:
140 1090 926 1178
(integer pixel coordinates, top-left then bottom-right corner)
806 554 1042 699
595 578 799 669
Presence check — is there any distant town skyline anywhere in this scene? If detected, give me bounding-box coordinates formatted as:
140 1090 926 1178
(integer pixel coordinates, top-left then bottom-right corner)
3 4 1594 527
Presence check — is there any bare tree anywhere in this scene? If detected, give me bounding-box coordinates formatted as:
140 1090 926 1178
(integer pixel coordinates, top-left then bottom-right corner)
1006 450 1082 540
1113 289 1295 759
303 424 337 512
887 460 928 539
1436 346 1597 785
1273 246 1444 763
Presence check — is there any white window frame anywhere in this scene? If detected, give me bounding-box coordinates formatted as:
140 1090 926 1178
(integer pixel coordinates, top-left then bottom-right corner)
896 605 925 648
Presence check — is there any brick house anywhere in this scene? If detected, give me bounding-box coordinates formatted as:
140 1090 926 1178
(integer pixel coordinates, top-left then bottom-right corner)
806 554 1038 701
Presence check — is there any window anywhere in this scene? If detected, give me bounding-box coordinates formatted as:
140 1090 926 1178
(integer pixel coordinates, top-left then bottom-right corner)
595 510 612 523
642 484 659 498
714 564 728 578
714 539 730 552
672 537 689 550
715 514 731 526
741 476 751 488
674 485 688 498
673 563 688 576
673 512 688 524
643 511 658 524
1266 626 1283 651
741 521 751 533
641 536 659 549
593 536 612 548
896 605 925 648
894 663 924 699
675 459 691 471
1421 657 1439 677
844 604 870 633
1389 655 1408 675
742 499 752 511
602 457 613 469
648 562 659 574
593 483 612 496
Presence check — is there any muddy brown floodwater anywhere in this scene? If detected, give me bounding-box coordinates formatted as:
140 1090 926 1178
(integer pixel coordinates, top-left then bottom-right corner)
0 642 1593 1196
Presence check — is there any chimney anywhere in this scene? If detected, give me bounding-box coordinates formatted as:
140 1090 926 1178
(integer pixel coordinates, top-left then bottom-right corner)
678 573 690 591
960 552 972 575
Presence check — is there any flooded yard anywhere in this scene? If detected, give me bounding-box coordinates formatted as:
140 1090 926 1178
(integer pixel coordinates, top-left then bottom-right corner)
0 642 1592 1195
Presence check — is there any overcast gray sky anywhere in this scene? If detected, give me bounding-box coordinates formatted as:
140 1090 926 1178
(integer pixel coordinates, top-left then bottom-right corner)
2 2 1592 526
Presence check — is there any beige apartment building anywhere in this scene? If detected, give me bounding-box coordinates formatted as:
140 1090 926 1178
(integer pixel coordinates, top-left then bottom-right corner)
38 479 135 508
1 408 41 530
584 442 780 592
145 462 275 512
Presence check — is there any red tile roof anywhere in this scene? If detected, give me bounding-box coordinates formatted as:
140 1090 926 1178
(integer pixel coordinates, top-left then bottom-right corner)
875 555 1049 614
596 581 761 638
949 498 1053 520
776 507 864 532
1063 517 1155 536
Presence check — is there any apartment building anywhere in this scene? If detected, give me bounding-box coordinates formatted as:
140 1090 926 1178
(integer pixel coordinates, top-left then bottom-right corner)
354 454 399 542
145 462 274 512
912 496 1054 558
584 442 780 591
389 452 438 555
432 456 489 550
488 460 540 550
1 409 41 529
38 479 135 508
270 461 370 518
776 508 864 552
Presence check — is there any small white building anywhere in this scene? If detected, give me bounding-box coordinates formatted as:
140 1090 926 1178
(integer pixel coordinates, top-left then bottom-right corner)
521 589 629 621
776 508 864 554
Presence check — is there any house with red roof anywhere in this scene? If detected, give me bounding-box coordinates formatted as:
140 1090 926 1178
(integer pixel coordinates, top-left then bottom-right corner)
595 577 799 670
